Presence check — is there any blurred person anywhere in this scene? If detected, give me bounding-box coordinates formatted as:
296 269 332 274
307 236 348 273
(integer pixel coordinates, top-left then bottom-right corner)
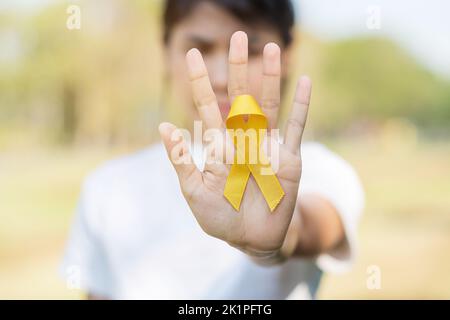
61 0 364 299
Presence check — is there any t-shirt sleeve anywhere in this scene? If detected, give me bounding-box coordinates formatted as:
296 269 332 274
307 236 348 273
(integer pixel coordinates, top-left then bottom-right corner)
300 143 365 274
59 175 115 298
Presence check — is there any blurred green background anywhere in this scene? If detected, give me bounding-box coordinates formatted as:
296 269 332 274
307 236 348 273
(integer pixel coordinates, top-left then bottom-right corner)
1 0 449 299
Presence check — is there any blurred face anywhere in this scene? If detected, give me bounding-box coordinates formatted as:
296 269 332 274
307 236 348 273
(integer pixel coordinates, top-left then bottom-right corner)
165 1 291 124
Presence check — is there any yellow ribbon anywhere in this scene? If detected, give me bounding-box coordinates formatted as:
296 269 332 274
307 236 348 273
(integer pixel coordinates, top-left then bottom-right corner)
224 95 285 212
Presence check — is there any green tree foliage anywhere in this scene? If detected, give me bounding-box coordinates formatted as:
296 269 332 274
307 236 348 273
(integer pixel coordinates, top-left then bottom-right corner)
312 37 450 135
0 0 448 147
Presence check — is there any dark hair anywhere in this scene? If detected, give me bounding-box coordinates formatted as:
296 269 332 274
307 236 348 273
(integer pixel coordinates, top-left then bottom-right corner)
163 0 295 47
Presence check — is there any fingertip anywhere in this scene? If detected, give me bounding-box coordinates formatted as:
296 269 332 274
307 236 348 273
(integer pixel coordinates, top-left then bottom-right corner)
263 42 281 57
158 121 171 133
230 31 248 45
298 75 312 88
263 42 281 75
158 122 176 138
186 48 202 67
229 31 248 62
186 48 201 61
186 48 207 79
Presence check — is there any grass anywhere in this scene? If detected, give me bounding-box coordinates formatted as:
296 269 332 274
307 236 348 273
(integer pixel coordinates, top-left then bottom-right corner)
318 138 450 299
1 138 449 299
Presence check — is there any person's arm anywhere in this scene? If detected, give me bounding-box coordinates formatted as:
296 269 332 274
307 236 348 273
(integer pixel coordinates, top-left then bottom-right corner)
249 194 344 265
290 194 345 258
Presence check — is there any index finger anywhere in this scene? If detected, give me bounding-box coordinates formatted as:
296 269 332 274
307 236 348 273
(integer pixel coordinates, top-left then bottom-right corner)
186 48 223 129
284 76 312 154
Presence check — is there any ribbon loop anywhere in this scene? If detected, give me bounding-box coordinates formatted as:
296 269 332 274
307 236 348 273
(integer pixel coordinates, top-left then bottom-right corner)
223 95 284 212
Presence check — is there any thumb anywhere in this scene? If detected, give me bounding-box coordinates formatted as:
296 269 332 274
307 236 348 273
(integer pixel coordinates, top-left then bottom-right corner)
159 122 201 190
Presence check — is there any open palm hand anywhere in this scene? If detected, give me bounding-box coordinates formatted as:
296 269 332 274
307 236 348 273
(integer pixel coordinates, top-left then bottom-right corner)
159 31 311 257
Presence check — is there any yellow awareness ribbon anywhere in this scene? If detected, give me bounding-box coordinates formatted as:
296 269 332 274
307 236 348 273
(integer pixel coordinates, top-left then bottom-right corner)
223 95 285 212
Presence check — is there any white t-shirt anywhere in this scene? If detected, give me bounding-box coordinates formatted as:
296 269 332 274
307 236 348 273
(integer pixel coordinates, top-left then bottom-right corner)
61 142 364 299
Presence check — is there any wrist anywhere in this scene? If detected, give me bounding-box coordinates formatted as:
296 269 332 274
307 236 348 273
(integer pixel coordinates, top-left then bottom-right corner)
243 215 301 266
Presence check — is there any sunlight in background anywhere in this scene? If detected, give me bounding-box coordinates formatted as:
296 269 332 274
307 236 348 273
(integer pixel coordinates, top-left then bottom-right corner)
296 0 450 78
2 0 450 77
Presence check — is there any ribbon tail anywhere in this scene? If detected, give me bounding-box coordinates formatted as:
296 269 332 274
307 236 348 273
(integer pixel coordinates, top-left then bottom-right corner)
248 163 285 212
224 164 251 211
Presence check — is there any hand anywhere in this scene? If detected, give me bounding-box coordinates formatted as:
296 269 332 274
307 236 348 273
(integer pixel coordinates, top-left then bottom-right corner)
159 31 312 260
